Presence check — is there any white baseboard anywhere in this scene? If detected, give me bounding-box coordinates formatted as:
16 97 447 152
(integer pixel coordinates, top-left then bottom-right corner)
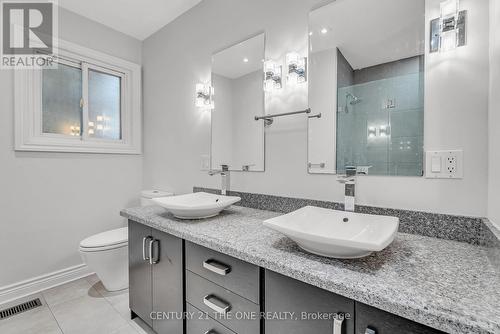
0 264 94 305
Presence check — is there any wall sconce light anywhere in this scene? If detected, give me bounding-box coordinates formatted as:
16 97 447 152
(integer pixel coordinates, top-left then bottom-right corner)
195 83 214 109
367 125 391 140
285 52 307 85
367 126 377 139
430 0 467 53
379 125 391 138
264 60 282 91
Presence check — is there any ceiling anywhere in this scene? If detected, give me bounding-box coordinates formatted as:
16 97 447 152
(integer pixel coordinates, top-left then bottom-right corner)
309 0 425 69
212 34 265 79
58 0 202 40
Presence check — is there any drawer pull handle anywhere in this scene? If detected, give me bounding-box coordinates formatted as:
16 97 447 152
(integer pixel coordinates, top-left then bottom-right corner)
333 314 344 334
203 295 231 315
149 239 159 265
142 236 152 261
203 260 231 276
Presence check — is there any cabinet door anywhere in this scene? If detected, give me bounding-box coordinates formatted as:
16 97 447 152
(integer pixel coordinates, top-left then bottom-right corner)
355 302 444 334
152 230 184 334
265 270 355 334
128 220 153 327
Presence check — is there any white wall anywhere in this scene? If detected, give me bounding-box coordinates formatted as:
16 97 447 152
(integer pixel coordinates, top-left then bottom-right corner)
211 74 234 167
143 0 489 217
211 71 264 170
308 48 337 173
489 0 500 227
231 70 265 170
0 8 143 288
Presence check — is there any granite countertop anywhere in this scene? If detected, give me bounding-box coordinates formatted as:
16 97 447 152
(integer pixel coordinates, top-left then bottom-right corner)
121 205 500 334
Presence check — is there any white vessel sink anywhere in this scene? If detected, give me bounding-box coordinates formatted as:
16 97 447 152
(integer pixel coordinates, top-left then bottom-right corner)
152 192 241 219
263 206 399 259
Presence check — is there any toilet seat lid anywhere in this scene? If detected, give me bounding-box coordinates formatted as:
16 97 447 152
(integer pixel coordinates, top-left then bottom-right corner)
80 227 128 249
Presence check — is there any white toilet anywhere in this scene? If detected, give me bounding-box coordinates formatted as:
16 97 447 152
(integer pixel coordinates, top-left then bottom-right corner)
79 190 173 291
79 228 129 291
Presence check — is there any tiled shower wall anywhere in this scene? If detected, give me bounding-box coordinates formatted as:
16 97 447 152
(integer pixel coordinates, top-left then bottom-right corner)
336 53 424 176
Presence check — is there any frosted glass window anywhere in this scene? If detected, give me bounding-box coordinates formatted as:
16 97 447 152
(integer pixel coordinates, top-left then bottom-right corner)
15 41 141 154
88 69 121 140
42 63 82 136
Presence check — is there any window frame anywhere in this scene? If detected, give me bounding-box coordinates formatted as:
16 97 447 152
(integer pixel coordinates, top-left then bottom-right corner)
14 39 142 154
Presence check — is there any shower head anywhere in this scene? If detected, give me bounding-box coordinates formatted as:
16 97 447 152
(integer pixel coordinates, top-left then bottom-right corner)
346 93 362 105
350 96 362 105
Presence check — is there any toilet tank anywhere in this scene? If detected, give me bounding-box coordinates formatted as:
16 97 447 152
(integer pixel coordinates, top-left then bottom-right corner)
141 190 174 206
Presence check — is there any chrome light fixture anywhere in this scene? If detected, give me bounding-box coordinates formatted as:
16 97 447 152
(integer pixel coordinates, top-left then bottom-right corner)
367 125 391 140
263 60 282 91
430 0 467 52
285 52 307 85
367 126 377 140
379 125 391 138
195 83 214 109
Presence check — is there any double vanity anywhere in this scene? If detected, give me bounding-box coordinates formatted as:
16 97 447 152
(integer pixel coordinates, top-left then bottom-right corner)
119 0 500 332
122 190 500 334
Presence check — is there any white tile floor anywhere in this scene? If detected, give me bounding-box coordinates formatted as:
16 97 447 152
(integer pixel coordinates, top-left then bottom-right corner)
0 275 154 334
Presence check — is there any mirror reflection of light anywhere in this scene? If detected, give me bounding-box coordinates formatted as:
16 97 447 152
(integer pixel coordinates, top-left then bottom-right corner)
320 28 328 34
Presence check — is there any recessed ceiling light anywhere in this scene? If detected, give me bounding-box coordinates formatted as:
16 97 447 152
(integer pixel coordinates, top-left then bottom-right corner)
321 28 328 34
243 58 249 63
309 31 313 36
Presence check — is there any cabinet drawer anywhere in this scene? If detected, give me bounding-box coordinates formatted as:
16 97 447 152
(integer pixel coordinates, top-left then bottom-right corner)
186 271 260 334
186 241 260 304
355 302 444 334
265 270 354 334
187 303 236 334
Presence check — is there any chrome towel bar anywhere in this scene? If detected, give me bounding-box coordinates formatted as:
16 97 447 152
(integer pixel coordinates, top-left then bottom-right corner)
308 113 321 119
254 108 311 121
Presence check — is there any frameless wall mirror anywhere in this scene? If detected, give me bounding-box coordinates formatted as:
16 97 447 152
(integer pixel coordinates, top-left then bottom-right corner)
308 0 425 176
211 33 265 172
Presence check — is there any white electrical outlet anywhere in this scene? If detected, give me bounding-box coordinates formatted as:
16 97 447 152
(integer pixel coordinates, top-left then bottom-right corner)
445 155 457 175
425 150 463 179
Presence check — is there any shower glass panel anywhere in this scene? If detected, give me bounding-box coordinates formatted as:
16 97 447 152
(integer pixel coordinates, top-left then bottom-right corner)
336 64 424 176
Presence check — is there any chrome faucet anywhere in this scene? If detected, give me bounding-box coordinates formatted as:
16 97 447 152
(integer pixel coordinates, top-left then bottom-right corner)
208 164 230 195
337 166 357 212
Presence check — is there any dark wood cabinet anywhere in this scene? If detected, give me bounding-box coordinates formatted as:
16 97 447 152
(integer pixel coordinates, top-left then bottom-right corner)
186 304 236 334
128 220 448 334
186 241 260 304
265 270 355 334
128 220 184 333
355 302 444 334
185 242 261 334
128 220 153 326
